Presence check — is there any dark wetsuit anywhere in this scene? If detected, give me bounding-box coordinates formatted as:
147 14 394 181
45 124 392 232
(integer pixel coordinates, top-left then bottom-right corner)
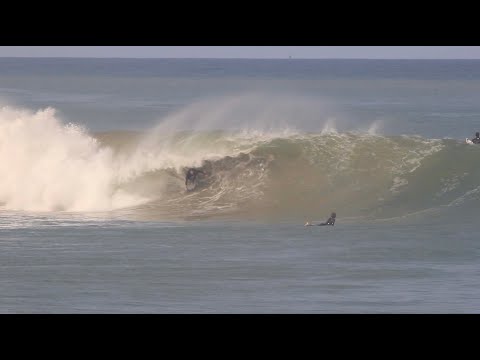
185 168 205 186
471 137 480 144
318 217 335 226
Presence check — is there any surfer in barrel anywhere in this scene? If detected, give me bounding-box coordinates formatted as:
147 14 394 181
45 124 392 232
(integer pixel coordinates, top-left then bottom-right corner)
185 167 205 190
305 212 336 226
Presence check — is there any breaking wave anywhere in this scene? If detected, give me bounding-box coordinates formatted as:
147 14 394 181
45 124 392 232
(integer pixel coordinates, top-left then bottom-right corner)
1 104 480 221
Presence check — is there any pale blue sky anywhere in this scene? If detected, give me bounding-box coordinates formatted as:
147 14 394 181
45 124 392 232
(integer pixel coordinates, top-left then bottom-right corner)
1 46 480 59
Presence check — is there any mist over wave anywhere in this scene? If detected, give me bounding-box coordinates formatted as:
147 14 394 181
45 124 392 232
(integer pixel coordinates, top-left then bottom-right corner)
0 106 148 211
1 96 479 221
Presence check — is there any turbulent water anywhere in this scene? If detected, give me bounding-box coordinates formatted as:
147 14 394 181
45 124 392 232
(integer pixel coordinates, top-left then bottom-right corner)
1 58 480 313
1 103 479 222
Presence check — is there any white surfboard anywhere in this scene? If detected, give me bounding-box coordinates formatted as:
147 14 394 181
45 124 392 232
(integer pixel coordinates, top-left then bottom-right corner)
186 179 197 191
466 138 474 145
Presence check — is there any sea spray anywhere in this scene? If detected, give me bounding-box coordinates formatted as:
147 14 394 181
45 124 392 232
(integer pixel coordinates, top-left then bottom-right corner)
0 106 146 211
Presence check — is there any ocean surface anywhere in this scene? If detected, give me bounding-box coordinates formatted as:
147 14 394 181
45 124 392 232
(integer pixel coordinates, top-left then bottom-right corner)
1 58 480 313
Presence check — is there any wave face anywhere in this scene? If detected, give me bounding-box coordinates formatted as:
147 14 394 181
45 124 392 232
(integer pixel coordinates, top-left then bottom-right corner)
1 105 480 221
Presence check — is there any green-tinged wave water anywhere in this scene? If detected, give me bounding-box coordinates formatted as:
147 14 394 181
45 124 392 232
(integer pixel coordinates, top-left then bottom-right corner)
95 130 480 221
1 104 478 220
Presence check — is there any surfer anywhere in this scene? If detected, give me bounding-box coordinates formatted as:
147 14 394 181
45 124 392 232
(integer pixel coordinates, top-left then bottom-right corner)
185 168 205 188
304 212 336 226
471 132 480 144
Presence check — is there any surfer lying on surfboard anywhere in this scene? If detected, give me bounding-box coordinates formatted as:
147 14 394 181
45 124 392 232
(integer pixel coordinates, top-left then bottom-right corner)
305 212 336 226
470 132 480 144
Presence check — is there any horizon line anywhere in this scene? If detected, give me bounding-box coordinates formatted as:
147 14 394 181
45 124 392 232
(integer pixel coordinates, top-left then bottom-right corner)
1 56 480 60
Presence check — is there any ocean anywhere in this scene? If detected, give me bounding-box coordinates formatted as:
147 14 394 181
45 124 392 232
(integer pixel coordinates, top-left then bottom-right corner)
1 58 479 313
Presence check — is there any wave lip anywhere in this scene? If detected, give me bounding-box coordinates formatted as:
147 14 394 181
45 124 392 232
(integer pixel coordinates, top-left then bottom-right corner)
99 130 480 221
1 104 479 221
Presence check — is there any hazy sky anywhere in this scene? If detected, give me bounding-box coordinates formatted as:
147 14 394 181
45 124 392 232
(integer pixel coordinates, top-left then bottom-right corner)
0 46 480 59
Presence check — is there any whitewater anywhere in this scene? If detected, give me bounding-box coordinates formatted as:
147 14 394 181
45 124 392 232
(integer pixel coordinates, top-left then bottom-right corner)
1 58 480 313
1 101 479 222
